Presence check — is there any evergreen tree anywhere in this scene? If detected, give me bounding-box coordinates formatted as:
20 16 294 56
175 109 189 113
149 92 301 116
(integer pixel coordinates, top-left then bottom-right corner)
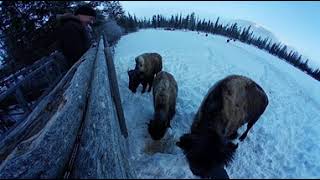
189 12 196 31
131 12 320 82
0 1 76 66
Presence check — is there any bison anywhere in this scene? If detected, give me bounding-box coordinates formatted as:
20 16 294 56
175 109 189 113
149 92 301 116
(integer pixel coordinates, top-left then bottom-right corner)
127 53 162 93
176 75 269 179
147 71 178 140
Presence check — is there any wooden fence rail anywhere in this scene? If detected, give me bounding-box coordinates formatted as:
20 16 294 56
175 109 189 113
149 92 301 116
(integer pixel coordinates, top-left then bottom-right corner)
0 52 68 138
0 37 135 179
103 34 128 138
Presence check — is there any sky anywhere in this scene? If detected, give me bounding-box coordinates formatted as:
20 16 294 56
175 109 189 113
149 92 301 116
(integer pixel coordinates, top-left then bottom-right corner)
120 1 320 68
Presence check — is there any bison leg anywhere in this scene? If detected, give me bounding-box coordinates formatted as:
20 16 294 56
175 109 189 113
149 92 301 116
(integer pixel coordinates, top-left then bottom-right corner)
239 104 267 141
239 128 249 141
147 77 154 92
142 85 146 93
169 106 176 120
239 119 257 141
141 81 147 93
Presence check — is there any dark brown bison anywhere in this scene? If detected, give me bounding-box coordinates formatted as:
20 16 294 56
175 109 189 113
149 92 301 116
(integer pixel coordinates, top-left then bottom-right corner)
176 75 269 179
147 71 178 140
127 53 162 93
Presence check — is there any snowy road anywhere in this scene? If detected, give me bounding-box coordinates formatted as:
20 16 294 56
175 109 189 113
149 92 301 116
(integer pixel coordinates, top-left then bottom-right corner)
113 29 320 178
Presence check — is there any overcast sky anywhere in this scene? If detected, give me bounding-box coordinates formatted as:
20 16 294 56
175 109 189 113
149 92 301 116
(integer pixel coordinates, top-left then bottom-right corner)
120 1 320 67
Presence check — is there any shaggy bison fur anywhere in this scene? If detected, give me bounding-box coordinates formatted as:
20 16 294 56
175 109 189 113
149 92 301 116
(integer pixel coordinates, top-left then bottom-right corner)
127 53 162 93
148 71 178 140
177 75 269 178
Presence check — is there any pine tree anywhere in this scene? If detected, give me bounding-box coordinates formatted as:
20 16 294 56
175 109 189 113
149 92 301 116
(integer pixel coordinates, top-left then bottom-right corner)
190 12 196 31
152 15 157 28
170 15 174 28
133 12 319 82
0 1 75 66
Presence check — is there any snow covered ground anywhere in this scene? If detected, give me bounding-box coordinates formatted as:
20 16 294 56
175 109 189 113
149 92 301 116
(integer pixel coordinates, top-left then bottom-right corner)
113 29 320 178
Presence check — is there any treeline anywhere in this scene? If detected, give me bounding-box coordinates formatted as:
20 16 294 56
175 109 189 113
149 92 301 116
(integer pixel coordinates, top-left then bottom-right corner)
117 13 139 33
119 13 320 82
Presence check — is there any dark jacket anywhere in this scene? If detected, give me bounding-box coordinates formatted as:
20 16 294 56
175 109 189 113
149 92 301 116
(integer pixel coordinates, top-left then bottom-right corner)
57 14 92 67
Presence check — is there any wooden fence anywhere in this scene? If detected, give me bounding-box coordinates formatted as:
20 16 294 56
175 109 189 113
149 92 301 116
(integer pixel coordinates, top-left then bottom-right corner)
0 36 135 178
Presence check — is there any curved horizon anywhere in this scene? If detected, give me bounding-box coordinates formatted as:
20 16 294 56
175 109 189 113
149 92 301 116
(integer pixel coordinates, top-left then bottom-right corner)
120 1 320 68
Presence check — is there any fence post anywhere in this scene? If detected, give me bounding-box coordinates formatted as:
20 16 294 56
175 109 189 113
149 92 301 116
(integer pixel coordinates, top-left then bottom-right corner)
102 34 128 138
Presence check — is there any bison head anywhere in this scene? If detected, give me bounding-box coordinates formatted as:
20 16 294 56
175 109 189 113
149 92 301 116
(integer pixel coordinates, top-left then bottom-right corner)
127 69 140 93
147 118 170 141
176 132 237 178
135 56 145 72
